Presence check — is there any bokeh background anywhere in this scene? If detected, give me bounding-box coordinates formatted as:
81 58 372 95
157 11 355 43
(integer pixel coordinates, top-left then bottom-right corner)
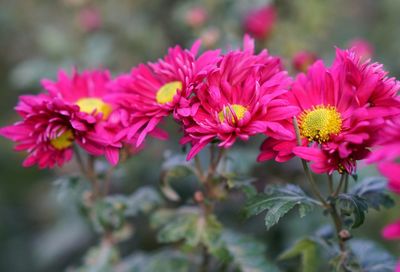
0 0 399 271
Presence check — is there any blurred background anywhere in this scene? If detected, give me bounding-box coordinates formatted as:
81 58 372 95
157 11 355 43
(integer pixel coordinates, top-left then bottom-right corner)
0 0 399 271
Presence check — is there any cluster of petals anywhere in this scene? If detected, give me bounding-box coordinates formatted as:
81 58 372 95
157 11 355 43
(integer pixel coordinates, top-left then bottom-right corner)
181 36 298 160
258 48 400 174
106 41 220 147
0 70 123 168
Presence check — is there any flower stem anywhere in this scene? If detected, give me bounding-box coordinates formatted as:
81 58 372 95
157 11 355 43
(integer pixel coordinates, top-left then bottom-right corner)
292 117 348 262
293 117 329 208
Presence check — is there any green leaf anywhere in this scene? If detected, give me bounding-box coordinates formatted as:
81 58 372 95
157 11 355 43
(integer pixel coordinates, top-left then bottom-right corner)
125 186 164 216
221 230 280 272
224 174 257 197
336 193 368 229
279 238 318 272
116 250 192 272
75 242 120 272
350 239 397 272
245 184 317 229
350 177 395 211
155 207 223 251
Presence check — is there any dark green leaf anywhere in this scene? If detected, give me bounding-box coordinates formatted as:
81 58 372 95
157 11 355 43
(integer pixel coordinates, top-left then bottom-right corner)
350 177 395 210
279 237 318 272
245 184 318 229
336 194 368 229
224 174 257 197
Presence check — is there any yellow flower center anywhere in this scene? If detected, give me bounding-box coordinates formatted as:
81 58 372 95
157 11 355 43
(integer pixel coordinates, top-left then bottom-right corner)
299 105 342 143
156 81 182 104
76 98 112 119
50 130 74 150
218 104 247 123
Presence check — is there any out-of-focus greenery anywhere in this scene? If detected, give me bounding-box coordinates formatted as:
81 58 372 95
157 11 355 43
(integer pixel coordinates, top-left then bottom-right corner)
0 0 399 271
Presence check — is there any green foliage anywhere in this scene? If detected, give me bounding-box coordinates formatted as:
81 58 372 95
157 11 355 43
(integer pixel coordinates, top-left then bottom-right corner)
73 242 120 272
350 177 395 210
92 187 163 232
221 230 280 272
153 207 223 253
117 250 192 272
334 177 394 229
224 173 257 197
279 237 318 272
335 193 369 229
245 184 318 229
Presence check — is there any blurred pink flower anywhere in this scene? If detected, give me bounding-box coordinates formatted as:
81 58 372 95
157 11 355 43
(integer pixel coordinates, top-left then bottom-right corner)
200 27 220 48
259 48 400 174
292 51 318 72
185 6 208 28
382 220 400 240
367 116 400 193
181 36 297 160
244 5 277 40
78 7 102 32
348 38 374 61
106 41 220 147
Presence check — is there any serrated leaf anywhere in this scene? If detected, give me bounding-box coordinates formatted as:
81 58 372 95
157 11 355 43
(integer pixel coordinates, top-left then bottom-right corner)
350 177 395 210
245 184 317 229
350 239 397 272
336 194 368 229
279 238 318 272
221 230 280 272
156 207 222 250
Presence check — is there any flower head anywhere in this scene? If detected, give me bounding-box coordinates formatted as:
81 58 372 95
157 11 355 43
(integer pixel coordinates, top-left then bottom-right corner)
181 36 298 160
244 5 277 40
259 48 400 174
0 70 123 168
107 41 220 147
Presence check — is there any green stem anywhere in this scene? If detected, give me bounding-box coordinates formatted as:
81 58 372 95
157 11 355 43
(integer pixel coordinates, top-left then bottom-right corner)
292 117 347 262
293 117 329 208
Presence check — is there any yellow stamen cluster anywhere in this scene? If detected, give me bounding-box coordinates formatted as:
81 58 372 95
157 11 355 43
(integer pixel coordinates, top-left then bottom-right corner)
298 105 342 143
156 81 182 104
50 130 74 150
218 104 247 123
76 98 112 119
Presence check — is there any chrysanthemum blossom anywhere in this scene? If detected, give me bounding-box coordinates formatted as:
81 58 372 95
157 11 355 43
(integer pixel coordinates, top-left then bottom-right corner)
0 70 122 168
181 36 298 160
106 41 220 147
244 5 277 40
258 48 400 174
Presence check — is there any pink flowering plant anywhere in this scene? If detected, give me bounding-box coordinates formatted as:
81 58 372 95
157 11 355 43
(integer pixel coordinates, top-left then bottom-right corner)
1 7 400 271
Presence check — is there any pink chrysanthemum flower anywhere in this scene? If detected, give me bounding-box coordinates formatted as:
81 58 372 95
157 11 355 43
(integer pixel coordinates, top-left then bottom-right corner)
258 48 400 174
0 70 122 168
181 36 298 160
106 41 220 146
